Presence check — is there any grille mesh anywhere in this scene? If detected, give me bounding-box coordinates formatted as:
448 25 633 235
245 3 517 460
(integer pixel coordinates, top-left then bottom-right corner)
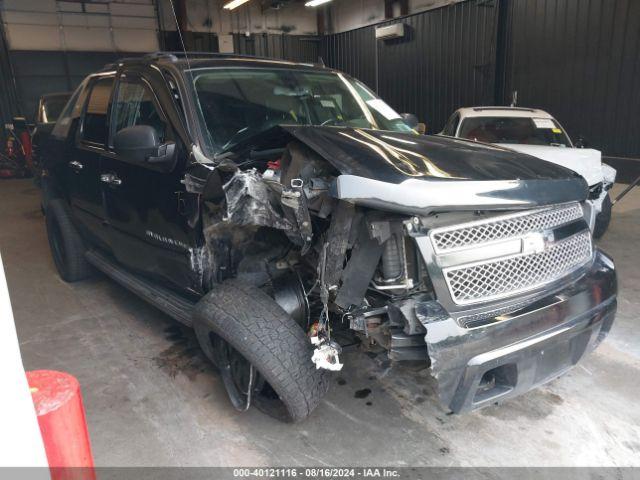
444 231 592 305
431 203 584 252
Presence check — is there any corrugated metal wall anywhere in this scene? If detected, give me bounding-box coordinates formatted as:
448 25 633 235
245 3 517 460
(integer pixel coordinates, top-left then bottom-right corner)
502 0 640 159
321 0 499 134
233 34 320 63
321 28 377 87
321 0 640 159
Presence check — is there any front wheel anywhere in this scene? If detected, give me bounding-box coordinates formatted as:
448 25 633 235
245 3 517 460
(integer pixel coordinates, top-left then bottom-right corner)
193 280 330 422
593 193 612 239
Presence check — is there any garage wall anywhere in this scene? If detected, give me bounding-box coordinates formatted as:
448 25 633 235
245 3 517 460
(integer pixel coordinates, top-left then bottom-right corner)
0 0 321 124
328 0 466 33
8 50 147 122
321 0 640 160
321 0 498 134
0 0 159 123
501 0 640 160
1 0 159 52
0 10 19 131
157 0 318 35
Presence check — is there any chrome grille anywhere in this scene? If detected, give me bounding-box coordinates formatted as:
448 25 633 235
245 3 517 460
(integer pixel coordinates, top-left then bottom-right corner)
431 203 584 253
443 230 592 305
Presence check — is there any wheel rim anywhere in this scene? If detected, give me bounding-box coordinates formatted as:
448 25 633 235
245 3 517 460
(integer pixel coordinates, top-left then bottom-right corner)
207 331 288 419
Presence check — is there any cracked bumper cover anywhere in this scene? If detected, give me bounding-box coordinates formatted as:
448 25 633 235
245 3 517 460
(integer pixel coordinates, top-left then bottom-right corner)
417 249 617 412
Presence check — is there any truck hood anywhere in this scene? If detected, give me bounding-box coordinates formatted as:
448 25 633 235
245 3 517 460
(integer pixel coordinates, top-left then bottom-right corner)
500 144 603 186
283 126 583 184
223 126 589 213
282 127 588 212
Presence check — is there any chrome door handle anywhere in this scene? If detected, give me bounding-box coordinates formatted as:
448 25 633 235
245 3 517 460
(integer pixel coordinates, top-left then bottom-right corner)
68 160 83 172
100 173 122 186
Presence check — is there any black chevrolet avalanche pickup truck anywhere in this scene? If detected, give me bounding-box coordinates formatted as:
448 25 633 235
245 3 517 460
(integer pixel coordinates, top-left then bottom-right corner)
41 52 617 422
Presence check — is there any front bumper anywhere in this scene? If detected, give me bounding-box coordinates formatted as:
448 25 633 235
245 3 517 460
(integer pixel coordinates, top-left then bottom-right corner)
416 249 617 412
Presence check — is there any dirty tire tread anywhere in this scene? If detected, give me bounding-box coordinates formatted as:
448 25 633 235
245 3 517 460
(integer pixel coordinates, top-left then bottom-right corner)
593 194 612 239
45 199 92 282
194 280 330 422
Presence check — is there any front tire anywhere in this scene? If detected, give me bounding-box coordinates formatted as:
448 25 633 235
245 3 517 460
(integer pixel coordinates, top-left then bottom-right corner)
45 199 92 282
594 193 612 239
193 280 329 422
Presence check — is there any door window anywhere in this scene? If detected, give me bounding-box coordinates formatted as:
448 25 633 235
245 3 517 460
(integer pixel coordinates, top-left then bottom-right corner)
112 80 166 142
81 77 114 146
51 84 83 139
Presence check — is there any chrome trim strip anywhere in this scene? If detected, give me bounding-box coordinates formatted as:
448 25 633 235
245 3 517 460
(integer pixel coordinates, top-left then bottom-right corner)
331 175 587 215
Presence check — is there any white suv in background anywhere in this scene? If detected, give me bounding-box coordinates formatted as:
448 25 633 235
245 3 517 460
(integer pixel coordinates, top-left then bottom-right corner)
440 107 616 238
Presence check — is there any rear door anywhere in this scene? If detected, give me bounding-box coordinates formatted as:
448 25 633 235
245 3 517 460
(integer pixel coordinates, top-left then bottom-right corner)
68 75 115 247
100 71 198 294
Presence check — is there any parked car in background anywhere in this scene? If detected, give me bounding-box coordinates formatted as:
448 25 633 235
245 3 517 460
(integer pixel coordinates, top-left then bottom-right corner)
40 53 616 422
32 92 72 168
440 107 616 238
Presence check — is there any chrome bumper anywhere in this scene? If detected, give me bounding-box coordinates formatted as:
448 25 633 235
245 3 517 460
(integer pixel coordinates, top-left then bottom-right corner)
417 249 617 412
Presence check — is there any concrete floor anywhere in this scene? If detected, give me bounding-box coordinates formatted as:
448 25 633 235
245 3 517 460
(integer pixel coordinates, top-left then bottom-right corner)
1 178 639 467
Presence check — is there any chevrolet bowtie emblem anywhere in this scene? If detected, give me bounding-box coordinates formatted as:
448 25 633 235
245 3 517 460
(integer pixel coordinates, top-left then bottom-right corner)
522 230 554 255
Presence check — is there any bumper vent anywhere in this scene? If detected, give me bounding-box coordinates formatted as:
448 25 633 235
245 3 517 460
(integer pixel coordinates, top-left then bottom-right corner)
431 203 584 253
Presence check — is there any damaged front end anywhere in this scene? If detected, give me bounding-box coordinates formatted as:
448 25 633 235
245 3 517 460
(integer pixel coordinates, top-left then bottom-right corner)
185 126 617 413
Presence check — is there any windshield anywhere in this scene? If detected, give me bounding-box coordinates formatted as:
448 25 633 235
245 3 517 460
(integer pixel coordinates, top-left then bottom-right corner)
458 116 572 147
190 67 413 153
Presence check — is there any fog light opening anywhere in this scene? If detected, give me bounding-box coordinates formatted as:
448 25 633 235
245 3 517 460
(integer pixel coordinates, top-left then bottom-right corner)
474 364 518 404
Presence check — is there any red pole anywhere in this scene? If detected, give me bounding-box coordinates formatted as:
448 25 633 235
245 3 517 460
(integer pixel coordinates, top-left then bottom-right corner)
27 370 96 480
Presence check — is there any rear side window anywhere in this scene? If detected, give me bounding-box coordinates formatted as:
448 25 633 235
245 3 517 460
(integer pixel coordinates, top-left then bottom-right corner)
51 84 84 139
81 77 114 146
112 80 166 142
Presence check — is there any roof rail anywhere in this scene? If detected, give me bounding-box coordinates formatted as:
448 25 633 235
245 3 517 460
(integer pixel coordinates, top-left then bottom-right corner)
144 51 277 61
99 51 325 72
473 107 536 112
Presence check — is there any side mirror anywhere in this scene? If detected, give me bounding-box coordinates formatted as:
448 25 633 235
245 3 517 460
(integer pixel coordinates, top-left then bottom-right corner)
575 135 588 149
113 125 175 165
400 113 419 129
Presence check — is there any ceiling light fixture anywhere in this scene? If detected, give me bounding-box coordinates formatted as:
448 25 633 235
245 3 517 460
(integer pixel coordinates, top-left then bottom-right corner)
305 0 333 7
223 0 251 10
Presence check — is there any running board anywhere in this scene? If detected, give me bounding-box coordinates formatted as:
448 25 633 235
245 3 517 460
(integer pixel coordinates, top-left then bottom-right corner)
85 250 195 327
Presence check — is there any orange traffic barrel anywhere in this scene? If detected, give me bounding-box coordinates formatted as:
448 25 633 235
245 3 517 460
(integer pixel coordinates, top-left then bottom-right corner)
27 370 95 480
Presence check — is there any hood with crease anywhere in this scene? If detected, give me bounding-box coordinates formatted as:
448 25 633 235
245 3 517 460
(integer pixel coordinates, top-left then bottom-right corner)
282 126 583 183
225 126 589 208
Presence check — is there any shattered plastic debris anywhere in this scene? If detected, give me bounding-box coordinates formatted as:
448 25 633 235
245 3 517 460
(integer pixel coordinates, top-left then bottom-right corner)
310 336 344 371
223 169 295 231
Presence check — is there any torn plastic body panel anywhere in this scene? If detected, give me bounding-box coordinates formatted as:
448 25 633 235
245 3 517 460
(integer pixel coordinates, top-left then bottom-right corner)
223 169 295 231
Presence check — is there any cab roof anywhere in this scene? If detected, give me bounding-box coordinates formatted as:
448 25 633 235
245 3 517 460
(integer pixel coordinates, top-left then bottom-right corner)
102 51 330 74
456 106 554 119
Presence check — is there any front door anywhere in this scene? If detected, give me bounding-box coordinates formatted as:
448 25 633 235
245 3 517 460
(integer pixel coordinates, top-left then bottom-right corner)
100 73 198 294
